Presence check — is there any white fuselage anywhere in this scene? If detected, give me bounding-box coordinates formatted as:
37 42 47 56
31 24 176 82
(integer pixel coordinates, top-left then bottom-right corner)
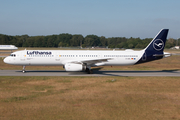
4 50 144 66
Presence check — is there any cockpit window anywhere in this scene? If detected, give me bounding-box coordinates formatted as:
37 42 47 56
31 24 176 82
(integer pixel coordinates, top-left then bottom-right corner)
10 54 16 57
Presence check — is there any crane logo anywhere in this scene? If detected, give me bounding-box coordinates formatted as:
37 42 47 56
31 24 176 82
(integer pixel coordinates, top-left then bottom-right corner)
153 39 164 51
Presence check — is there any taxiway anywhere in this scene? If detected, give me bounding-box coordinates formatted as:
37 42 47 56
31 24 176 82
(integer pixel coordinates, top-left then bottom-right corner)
0 70 180 76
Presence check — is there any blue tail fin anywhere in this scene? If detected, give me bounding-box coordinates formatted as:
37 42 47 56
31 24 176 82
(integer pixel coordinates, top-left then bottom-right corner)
145 29 169 52
136 29 169 64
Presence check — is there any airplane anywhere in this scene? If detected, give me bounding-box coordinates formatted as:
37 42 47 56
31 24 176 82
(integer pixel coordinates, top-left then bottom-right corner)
0 45 18 50
0 45 18 53
3 29 171 74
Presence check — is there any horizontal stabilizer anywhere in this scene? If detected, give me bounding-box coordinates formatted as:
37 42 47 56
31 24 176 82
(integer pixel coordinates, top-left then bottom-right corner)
153 53 172 57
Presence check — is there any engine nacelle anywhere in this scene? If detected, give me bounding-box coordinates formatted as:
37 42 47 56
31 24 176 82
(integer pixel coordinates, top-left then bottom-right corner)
64 63 86 71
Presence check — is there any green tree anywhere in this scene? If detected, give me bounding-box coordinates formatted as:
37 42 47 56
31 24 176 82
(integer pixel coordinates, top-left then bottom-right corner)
57 33 72 47
100 36 107 46
165 38 175 48
25 37 35 47
0 35 9 44
84 35 100 47
47 37 54 47
33 36 44 47
70 35 84 47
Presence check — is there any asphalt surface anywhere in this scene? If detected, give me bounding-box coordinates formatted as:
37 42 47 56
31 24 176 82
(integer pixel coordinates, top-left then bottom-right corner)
0 70 180 76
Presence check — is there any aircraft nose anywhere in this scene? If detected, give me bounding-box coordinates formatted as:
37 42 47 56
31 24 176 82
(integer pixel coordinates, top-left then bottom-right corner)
3 57 10 64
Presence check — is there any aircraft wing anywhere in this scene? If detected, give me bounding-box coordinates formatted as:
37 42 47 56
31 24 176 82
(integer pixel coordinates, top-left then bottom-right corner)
63 58 112 66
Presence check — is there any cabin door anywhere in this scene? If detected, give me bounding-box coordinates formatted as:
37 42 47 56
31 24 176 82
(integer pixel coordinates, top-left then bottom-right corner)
20 51 26 61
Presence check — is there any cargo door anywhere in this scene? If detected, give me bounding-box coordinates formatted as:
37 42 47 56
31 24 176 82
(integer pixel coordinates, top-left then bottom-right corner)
55 52 60 61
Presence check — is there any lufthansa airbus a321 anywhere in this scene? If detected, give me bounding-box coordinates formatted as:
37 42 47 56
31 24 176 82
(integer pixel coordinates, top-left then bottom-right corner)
4 29 171 74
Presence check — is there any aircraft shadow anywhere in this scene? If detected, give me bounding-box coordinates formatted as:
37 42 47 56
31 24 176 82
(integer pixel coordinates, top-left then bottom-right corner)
15 69 180 76
91 69 180 76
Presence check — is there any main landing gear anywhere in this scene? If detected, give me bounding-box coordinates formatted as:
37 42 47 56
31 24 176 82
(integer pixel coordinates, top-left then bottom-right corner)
85 68 93 74
22 66 26 73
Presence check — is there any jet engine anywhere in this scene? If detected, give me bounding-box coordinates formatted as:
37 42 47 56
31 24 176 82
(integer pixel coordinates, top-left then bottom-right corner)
64 63 86 71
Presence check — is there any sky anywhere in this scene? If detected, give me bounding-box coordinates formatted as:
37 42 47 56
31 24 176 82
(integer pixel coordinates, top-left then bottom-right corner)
0 0 180 38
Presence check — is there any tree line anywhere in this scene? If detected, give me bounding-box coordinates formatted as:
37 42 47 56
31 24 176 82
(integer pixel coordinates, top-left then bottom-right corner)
0 33 179 49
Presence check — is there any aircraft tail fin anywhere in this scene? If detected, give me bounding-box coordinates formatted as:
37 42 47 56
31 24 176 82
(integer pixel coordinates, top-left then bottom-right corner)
144 29 169 53
136 29 169 64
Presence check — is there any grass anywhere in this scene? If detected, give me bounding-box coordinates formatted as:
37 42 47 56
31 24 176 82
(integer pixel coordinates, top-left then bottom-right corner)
1 76 180 120
1 48 180 119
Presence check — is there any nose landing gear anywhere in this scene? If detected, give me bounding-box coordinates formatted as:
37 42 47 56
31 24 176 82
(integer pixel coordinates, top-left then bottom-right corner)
22 66 26 73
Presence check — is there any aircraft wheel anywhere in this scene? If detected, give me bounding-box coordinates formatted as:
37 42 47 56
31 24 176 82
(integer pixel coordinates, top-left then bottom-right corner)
85 68 89 72
88 70 93 74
